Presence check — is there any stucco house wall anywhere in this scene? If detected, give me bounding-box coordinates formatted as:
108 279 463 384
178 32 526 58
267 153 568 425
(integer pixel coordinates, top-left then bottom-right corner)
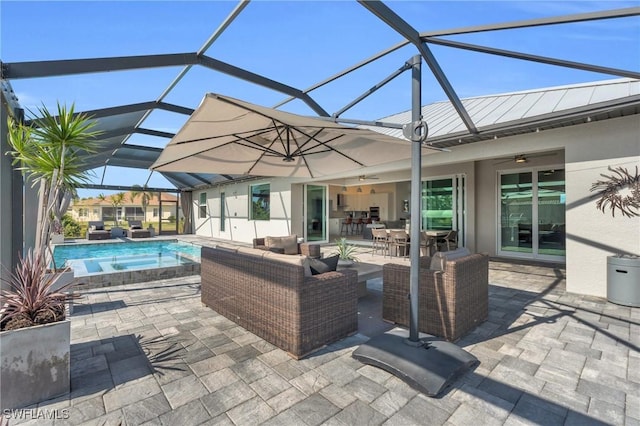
472 114 639 298
563 116 639 297
193 178 297 242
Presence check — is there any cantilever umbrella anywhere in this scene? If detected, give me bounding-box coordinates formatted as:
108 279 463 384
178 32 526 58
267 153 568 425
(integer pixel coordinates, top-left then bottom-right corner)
151 93 421 178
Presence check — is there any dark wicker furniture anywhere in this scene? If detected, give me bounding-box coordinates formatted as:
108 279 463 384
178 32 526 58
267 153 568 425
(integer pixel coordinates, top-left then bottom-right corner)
382 254 489 342
127 220 151 238
86 221 110 240
201 245 358 359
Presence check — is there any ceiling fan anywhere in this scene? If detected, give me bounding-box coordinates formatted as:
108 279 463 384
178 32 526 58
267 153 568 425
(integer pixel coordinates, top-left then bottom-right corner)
493 152 557 165
358 175 379 181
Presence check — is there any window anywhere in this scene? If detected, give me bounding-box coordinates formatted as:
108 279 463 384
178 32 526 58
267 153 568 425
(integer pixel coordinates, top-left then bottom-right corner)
152 208 159 218
220 192 226 232
102 207 122 223
199 193 207 218
79 208 88 217
250 183 270 220
124 207 144 220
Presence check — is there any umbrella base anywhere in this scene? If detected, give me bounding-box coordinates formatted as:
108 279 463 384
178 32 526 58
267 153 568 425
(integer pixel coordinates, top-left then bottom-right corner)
352 327 478 397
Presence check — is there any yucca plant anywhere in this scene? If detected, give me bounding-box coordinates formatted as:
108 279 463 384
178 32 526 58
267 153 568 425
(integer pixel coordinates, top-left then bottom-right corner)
6 102 102 263
332 237 359 262
0 249 76 331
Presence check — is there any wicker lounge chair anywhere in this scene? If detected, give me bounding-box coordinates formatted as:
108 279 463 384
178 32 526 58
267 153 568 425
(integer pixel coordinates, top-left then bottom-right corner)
382 251 488 342
86 221 110 240
127 220 151 238
201 245 358 359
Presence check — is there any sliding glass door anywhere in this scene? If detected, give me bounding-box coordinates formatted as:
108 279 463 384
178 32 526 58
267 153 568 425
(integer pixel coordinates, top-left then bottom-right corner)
421 175 466 246
499 169 565 260
305 184 327 242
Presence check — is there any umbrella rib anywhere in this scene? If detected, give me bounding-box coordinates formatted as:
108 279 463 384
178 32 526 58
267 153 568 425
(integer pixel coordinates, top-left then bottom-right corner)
291 127 366 167
244 120 286 175
173 126 278 145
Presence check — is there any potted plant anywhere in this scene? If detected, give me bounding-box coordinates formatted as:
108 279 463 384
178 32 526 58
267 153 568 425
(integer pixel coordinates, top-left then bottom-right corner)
7 102 101 265
3 102 100 408
332 237 359 267
0 249 77 409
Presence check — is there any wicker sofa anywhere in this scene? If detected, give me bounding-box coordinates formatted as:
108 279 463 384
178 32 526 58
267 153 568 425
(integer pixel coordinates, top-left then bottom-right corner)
200 245 358 359
253 235 321 258
382 250 489 342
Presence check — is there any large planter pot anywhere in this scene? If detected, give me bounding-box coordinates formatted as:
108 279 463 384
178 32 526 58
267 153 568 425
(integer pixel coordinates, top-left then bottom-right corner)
50 233 65 244
0 320 71 409
338 259 355 267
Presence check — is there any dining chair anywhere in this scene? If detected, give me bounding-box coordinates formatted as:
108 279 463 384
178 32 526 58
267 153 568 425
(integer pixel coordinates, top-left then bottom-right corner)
420 231 436 257
372 228 389 257
438 230 458 251
389 230 409 259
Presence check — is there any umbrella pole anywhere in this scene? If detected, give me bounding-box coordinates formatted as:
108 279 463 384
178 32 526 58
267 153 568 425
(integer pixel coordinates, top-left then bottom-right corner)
409 54 423 343
352 55 478 397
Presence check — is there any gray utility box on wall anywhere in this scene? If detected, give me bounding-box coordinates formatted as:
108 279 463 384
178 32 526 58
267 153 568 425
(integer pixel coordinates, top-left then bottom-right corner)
607 255 640 307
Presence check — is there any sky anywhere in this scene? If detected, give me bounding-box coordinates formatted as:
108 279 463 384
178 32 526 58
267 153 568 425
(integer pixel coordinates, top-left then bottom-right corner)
2 0 639 198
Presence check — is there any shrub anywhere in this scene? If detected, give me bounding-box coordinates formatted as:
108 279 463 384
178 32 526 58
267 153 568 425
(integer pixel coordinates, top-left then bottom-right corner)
62 213 82 237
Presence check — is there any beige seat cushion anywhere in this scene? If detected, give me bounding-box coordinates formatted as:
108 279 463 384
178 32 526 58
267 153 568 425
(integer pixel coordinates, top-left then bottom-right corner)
430 247 471 271
265 235 298 255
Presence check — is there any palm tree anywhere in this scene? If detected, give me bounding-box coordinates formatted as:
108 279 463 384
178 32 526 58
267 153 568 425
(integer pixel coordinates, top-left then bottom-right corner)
130 185 156 224
98 192 126 226
7 102 101 261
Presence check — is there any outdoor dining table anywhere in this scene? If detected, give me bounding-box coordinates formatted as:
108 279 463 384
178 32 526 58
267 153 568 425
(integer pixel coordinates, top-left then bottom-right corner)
385 229 451 257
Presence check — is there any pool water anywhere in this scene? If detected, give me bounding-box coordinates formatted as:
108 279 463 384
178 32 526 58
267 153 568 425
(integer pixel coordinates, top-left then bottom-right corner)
53 240 202 276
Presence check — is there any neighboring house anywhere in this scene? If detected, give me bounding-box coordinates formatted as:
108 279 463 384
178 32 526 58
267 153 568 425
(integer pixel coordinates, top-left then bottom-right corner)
70 191 183 224
189 79 640 299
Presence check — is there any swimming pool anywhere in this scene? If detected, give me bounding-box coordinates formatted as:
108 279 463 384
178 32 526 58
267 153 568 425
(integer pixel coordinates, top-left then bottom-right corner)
54 239 200 267
53 240 202 278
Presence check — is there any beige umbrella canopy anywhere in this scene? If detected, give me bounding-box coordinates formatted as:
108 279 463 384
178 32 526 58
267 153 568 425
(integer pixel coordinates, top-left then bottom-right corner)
151 93 419 178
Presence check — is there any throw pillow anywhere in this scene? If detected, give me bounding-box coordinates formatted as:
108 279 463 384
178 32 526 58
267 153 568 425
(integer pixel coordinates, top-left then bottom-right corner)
302 257 313 277
281 235 299 255
265 236 281 248
310 254 340 275
265 235 299 255
308 258 330 275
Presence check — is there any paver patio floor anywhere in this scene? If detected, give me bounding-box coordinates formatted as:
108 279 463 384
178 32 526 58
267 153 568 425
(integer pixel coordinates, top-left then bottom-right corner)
16 258 640 426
